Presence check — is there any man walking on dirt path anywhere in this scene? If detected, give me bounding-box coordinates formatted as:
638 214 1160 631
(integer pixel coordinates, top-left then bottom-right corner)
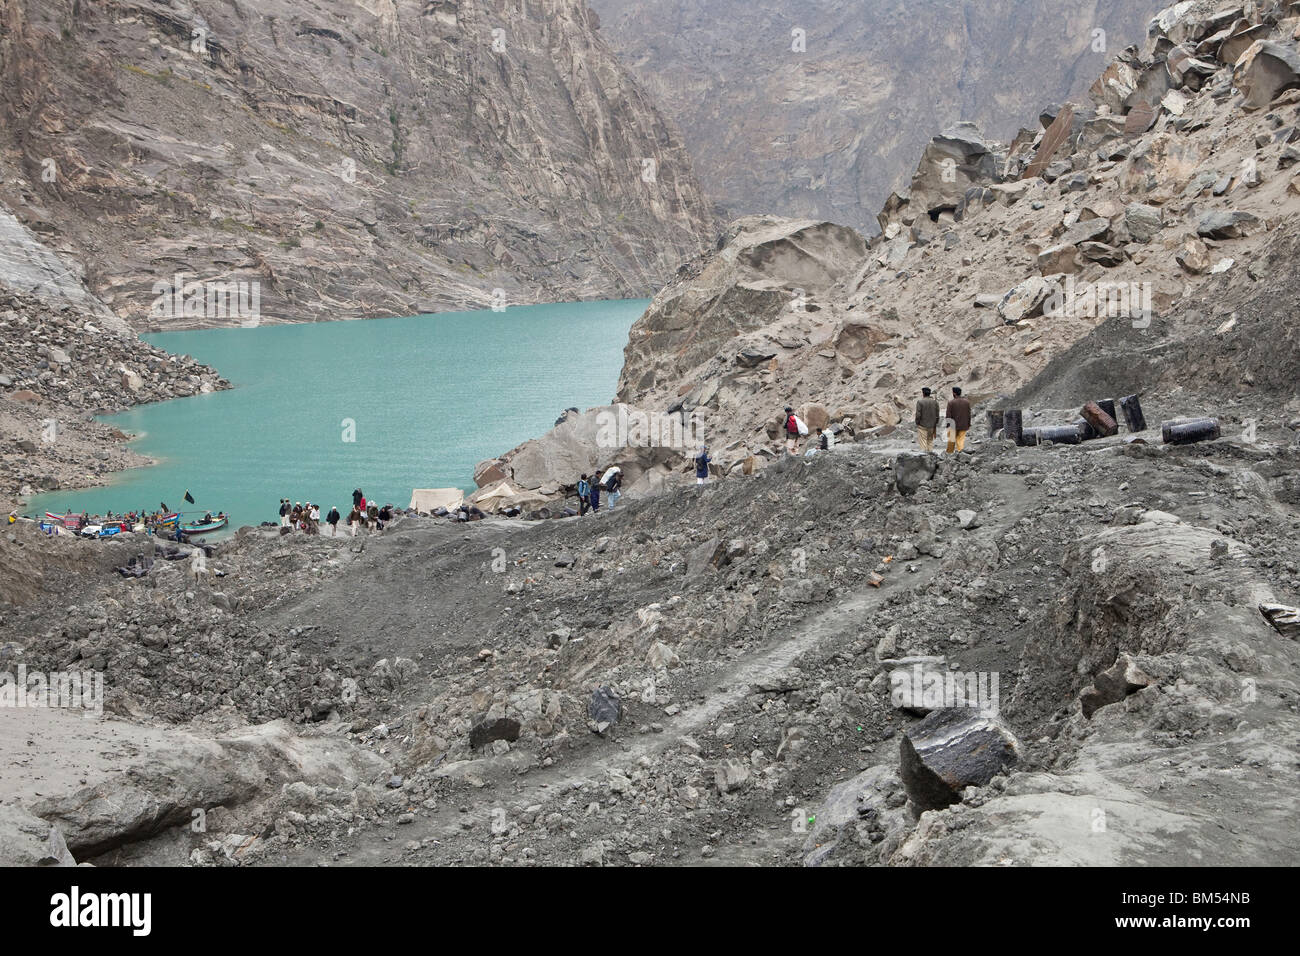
577 473 592 516
782 406 805 455
916 388 940 453
945 386 972 454
695 446 712 485
326 505 340 536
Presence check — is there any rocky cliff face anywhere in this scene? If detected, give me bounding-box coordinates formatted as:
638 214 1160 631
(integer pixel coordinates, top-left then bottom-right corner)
0 0 715 329
589 0 1158 233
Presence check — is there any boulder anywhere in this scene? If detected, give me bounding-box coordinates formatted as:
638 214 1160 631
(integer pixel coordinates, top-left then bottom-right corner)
736 346 777 367
1234 41 1300 109
1089 49 1141 113
997 276 1054 324
1215 22 1269 67
1124 203 1164 243
647 641 681 669
714 759 751 794
1175 236 1212 273
687 536 727 578
1060 217 1112 247
1148 3 1243 49
587 686 622 734
0 805 78 866
1167 44 1220 89
798 403 830 432
1079 242 1127 267
899 708 1021 815
473 458 509 488
1259 604 1300 639
894 453 939 496
908 123 1000 220
1196 210 1263 239
1080 653 1155 718
617 216 867 402
1037 243 1081 275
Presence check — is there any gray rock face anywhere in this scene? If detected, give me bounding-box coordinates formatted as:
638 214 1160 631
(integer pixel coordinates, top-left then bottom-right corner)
900 708 1021 815
0 0 714 329
0 211 125 329
589 0 1152 232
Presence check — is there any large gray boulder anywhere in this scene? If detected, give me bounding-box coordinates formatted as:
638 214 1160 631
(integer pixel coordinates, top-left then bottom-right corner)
1234 40 1300 109
0 806 78 866
894 453 939 496
900 708 1021 815
1197 210 1263 239
908 123 1000 220
1124 203 1165 243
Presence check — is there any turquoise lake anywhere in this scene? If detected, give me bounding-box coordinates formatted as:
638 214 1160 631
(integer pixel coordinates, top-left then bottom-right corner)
30 300 644 529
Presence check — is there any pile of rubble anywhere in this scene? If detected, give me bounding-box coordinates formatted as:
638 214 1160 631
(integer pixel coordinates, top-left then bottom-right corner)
0 289 229 508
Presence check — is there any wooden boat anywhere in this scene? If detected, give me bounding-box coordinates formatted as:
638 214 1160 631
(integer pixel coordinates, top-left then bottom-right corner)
180 515 228 535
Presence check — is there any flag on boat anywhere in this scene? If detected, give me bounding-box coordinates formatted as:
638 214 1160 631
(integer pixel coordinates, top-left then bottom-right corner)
183 490 195 504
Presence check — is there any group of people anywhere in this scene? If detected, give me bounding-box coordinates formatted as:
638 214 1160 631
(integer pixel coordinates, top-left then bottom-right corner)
779 406 839 456
575 467 623 515
777 390 973 458
914 386 972 454
277 489 394 536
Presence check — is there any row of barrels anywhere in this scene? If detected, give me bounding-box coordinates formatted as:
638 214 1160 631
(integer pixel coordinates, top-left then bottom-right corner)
988 396 1221 447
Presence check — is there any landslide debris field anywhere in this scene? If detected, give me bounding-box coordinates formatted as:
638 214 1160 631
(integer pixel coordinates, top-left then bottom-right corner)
3 401 1299 866
4 0 1300 868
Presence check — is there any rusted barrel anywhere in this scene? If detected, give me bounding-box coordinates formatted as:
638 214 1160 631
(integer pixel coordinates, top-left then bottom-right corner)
987 410 1005 439
1119 394 1147 433
1081 401 1119 437
1003 409 1024 445
1162 418 1220 445
1097 398 1118 422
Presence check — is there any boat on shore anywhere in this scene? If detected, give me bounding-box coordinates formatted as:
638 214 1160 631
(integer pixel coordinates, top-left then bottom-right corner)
180 514 228 535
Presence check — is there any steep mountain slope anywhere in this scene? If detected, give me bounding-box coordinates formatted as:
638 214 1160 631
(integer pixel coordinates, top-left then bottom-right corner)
476 0 1300 499
589 0 1158 232
0 0 715 329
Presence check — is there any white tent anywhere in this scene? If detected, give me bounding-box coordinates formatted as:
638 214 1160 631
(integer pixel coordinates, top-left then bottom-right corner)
409 488 464 513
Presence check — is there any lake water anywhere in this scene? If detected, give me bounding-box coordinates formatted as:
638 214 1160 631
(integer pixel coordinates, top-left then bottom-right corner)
30 300 644 529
